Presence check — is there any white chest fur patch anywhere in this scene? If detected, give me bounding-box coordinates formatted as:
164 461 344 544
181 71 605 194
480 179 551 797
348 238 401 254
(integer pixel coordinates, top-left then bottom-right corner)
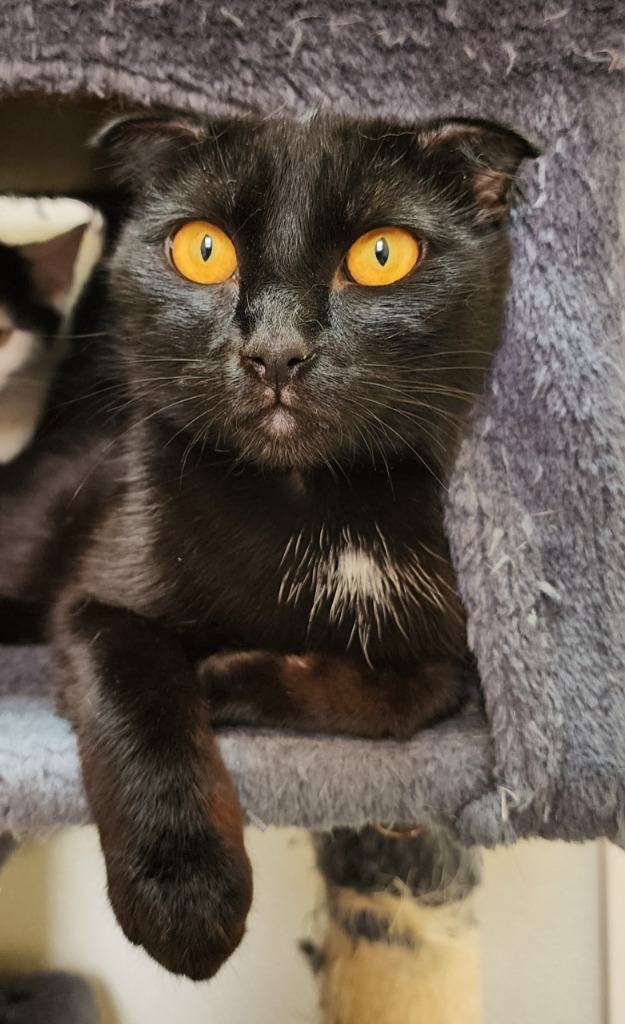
334 547 388 604
278 527 451 659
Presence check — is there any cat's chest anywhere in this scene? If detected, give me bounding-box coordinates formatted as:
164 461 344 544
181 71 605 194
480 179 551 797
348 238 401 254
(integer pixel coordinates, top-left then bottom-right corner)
150 465 462 664
271 524 448 660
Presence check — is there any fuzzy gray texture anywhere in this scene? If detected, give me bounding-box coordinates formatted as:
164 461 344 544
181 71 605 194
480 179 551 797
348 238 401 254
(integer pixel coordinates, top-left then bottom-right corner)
0 646 491 832
0 972 98 1024
0 0 624 846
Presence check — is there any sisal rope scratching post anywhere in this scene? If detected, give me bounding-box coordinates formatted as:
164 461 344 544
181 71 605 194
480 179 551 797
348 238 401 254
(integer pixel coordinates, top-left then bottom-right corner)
312 826 482 1023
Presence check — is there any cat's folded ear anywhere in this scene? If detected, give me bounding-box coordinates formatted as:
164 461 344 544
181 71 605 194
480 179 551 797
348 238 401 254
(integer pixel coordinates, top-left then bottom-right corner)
419 118 541 226
93 111 207 188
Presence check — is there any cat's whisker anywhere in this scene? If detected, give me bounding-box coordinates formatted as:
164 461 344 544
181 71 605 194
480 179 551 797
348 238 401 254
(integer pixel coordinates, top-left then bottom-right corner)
361 348 492 364
360 379 479 407
351 421 394 485
97 381 177 420
56 377 189 413
60 330 111 340
95 393 205 451
175 400 233 479
360 375 482 393
353 406 449 492
167 404 221 450
357 379 477 413
125 356 206 364
347 393 456 452
53 383 122 409
364 401 467 435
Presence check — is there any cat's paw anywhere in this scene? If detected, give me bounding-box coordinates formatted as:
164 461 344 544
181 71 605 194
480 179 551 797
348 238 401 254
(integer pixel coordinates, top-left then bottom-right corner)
383 658 467 740
103 822 253 980
200 649 284 726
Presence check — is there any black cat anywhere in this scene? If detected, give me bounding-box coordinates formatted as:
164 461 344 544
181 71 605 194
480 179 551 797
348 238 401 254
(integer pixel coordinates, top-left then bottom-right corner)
0 110 537 978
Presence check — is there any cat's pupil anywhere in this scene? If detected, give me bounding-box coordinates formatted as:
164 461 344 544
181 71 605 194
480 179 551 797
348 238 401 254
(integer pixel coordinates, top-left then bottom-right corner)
200 235 213 262
375 238 389 267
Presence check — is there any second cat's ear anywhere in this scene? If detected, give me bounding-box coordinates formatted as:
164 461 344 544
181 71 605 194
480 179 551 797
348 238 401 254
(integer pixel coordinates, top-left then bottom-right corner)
19 222 88 313
93 112 207 188
419 118 541 225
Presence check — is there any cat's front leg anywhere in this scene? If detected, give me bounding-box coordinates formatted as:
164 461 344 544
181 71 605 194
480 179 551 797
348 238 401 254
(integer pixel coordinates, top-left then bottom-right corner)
54 598 253 980
199 650 465 739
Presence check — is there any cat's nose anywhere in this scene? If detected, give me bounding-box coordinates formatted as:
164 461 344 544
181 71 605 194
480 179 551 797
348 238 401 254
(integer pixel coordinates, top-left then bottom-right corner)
242 343 313 388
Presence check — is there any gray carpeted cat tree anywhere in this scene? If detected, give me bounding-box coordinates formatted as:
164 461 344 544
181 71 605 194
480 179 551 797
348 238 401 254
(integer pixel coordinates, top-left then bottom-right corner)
1 1 624 855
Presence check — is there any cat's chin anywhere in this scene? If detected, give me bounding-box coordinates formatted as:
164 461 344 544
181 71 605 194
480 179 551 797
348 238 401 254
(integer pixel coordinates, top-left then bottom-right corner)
234 426 329 471
262 406 296 438
244 437 322 471
227 406 329 470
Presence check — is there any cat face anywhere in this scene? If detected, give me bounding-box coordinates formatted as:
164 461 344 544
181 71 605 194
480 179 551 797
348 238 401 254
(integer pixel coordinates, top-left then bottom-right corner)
104 111 537 472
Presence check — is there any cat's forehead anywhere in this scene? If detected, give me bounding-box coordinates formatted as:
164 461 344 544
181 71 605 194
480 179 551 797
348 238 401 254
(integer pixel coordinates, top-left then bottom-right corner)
187 113 420 198
136 113 453 284
172 113 432 243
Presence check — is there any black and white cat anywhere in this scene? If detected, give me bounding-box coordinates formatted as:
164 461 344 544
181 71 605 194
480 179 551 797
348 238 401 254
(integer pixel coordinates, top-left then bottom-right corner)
0 109 537 980
0 226 86 463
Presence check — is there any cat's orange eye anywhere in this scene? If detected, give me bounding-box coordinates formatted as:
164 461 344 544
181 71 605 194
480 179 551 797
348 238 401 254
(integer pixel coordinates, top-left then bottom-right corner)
169 220 237 284
344 227 420 286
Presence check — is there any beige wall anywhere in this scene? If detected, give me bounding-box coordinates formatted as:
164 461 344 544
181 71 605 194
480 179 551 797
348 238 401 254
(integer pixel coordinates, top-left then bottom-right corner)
477 840 605 1024
0 827 322 1024
0 95 115 194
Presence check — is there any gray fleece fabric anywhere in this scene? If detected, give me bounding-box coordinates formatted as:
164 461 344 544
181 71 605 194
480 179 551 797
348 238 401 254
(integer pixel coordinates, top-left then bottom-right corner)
0 0 624 847
0 972 98 1024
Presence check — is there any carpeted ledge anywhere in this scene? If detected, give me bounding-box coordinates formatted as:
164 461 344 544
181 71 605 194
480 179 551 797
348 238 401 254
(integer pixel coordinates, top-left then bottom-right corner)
0 646 493 837
0 971 98 1024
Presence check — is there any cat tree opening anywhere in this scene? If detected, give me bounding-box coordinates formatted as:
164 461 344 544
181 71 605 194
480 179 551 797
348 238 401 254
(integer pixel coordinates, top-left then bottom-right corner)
1 93 136 196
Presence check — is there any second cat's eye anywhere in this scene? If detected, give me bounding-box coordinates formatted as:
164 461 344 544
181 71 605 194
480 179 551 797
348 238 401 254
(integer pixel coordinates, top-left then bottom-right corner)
169 220 237 284
344 227 421 286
